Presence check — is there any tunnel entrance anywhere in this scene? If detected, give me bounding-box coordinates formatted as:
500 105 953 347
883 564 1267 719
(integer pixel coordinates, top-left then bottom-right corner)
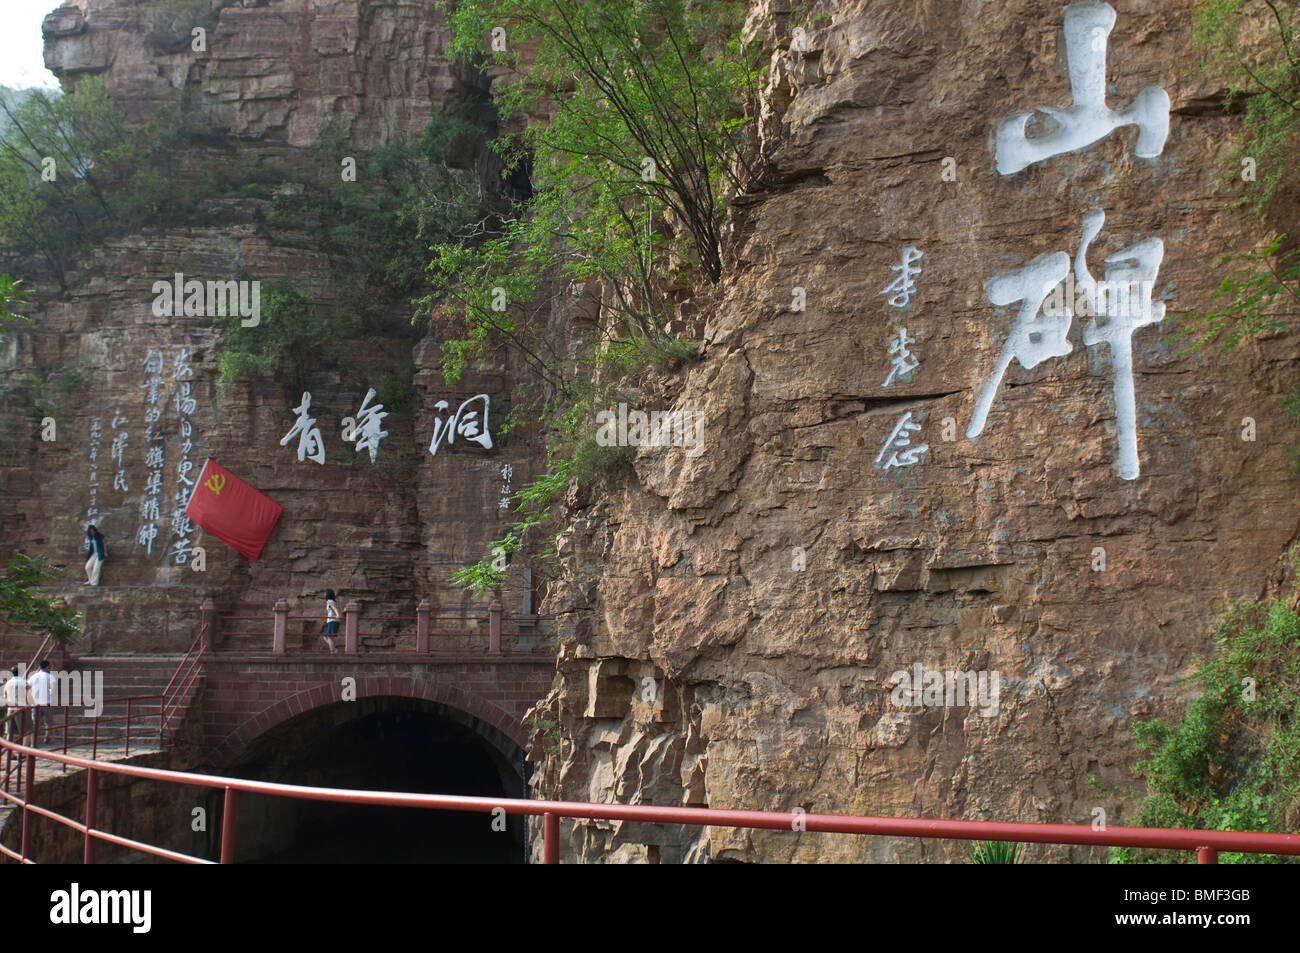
214 696 527 863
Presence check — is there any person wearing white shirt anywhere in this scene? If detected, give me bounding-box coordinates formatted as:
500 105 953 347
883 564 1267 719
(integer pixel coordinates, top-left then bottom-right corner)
2 666 29 739
26 660 55 744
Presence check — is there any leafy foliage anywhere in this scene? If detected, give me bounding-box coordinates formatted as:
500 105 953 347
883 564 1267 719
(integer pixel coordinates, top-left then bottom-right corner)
1193 0 1300 209
1187 2 1300 467
1113 568 1300 863
0 273 30 331
0 554 81 646
452 457 573 597
265 109 501 310
968 840 1023 864
1180 233 1300 351
429 0 752 591
0 78 186 290
215 278 347 391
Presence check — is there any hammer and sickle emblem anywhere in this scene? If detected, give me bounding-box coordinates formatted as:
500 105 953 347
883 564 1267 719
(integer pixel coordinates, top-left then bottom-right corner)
204 472 225 495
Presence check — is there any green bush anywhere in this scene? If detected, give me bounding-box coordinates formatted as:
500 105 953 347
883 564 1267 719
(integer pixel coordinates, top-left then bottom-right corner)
0 553 81 646
968 841 1023 864
215 278 348 391
1113 566 1300 863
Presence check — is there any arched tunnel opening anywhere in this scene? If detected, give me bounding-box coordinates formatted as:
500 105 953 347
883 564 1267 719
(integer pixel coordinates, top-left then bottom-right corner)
206 696 528 863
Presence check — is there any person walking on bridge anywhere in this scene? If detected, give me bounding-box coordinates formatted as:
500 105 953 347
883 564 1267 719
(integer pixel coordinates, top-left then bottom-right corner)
320 589 340 654
2 666 29 739
84 525 106 586
26 660 54 744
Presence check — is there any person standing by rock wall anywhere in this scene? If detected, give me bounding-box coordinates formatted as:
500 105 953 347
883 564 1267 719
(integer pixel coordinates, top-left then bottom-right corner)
320 589 340 654
84 525 106 586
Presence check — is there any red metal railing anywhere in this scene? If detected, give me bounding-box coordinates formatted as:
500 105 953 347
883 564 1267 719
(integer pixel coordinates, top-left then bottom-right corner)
26 634 53 672
160 625 206 738
2 695 163 794
214 599 554 656
3 736 1299 864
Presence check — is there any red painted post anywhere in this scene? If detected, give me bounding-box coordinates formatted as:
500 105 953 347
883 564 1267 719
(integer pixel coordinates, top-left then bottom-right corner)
20 749 34 860
272 599 288 656
61 706 69 771
416 598 430 654
489 601 503 656
125 698 132 757
543 811 559 864
92 711 100 761
1197 847 1219 864
220 787 238 863
344 601 360 655
84 767 97 864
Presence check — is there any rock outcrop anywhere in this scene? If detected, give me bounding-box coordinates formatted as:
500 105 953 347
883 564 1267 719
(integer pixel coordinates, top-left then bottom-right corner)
526 0 1300 862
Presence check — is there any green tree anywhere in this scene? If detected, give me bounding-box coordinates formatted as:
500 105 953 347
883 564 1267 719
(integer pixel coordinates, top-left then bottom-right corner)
1187 1 1300 465
0 273 30 331
427 0 759 590
0 554 81 647
425 0 761 384
0 78 183 291
1193 0 1300 209
1113 570 1300 863
214 277 348 391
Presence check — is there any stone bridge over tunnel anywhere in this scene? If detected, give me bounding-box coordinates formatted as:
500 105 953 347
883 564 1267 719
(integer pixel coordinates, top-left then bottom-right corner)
187 655 554 862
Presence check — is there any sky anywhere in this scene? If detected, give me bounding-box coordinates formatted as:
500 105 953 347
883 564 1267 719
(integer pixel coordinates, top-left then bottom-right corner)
0 0 64 90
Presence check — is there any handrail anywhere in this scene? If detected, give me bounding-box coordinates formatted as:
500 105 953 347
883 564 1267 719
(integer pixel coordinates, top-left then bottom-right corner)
25 634 52 672
3 735 1299 864
160 625 206 740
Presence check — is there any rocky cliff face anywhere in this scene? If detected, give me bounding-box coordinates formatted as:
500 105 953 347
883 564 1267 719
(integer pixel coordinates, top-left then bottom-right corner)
526 0 1300 862
2 0 545 652
3 0 1297 865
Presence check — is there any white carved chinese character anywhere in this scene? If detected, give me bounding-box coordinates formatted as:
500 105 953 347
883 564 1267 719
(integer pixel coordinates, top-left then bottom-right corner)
172 348 194 380
429 394 493 457
346 388 389 464
1073 209 1164 479
280 392 326 464
137 523 158 555
113 471 129 492
875 411 929 469
968 210 1164 480
171 510 193 536
994 1 1170 175
881 245 923 309
882 327 921 388
139 496 161 521
174 381 196 416
967 251 1072 440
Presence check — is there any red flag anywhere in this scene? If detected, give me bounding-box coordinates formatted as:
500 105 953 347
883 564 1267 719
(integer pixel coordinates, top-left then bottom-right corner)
184 459 283 562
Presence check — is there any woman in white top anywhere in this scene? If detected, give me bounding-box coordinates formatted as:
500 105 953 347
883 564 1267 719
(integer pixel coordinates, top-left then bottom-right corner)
321 589 340 654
